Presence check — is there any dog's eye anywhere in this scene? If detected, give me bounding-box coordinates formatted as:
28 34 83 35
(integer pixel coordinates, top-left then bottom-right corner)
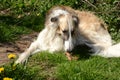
51 17 58 22
63 30 68 33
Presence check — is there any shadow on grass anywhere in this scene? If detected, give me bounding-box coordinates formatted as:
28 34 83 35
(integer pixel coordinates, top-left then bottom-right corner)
71 45 92 60
0 15 44 31
0 15 44 42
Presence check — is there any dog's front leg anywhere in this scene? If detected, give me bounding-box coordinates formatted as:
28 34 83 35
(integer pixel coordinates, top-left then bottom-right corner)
15 41 39 64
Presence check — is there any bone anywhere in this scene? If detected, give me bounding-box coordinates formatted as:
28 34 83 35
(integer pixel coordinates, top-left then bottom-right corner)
65 52 72 60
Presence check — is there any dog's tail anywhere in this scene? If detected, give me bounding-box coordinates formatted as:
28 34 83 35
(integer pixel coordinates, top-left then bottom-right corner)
98 43 120 57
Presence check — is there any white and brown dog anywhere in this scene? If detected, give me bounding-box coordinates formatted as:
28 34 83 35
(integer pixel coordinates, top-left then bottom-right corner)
15 6 120 64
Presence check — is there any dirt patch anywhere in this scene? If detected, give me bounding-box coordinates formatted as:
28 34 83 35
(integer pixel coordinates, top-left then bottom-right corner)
0 32 38 65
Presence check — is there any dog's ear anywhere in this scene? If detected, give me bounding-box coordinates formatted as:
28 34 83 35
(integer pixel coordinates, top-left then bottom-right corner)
72 15 79 27
51 17 58 22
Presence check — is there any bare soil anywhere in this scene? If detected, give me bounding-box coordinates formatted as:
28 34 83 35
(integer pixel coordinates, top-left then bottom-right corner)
0 32 38 65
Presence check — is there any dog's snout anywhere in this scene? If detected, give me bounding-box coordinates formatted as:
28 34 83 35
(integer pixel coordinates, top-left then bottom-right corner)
64 40 74 53
63 35 69 41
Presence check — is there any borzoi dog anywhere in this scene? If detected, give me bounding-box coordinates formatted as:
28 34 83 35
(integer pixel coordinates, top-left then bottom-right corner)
15 6 120 64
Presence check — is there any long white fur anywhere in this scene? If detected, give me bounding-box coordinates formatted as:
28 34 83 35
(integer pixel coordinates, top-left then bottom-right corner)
16 9 69 64
64 15 74 52
98 43 120 57
51 9 69 17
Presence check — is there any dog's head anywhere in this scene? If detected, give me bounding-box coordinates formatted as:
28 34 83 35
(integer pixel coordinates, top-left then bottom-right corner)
51 14 78 40
50 14 79 52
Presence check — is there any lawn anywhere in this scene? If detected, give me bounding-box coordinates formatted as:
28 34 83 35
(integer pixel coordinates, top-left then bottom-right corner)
1 52 120 80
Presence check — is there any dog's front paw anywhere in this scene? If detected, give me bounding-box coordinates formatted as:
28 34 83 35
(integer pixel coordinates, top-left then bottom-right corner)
15 53 29 64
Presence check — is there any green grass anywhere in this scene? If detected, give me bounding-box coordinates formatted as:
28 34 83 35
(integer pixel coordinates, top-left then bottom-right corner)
0 14 44 42
1 52 120 80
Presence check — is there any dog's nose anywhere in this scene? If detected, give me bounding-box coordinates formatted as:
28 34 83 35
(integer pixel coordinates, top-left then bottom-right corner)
66 49 72 53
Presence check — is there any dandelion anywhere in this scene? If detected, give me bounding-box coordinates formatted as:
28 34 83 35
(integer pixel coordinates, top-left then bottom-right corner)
0 67 4 73
8 53 16 59
3 77 13 80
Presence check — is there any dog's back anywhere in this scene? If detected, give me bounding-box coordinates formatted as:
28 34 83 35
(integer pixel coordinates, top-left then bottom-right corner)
74 11 112 52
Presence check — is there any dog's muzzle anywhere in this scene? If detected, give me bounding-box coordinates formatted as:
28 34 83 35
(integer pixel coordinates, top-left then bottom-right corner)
64 40 74 52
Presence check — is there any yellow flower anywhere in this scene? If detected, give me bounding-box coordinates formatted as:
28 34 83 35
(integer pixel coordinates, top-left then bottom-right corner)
8 53 16 59
3 77 13 80
0 67 4 73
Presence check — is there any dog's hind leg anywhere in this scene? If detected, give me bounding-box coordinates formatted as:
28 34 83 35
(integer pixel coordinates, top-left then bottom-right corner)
15 41 40 64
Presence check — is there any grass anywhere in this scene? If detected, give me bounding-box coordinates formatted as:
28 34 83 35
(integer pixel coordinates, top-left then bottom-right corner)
0 14 44 42
1 52 120 80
